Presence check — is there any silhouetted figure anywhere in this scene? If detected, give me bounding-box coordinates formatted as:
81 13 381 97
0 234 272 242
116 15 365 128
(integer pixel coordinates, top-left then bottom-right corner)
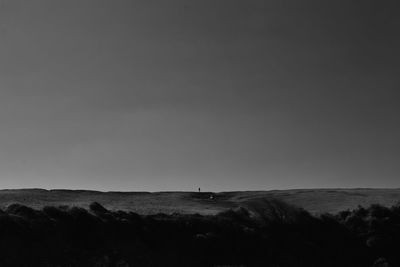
198 187 201 192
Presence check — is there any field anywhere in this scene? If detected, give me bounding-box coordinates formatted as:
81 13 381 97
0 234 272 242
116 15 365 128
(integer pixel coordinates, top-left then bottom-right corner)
1 188 400 214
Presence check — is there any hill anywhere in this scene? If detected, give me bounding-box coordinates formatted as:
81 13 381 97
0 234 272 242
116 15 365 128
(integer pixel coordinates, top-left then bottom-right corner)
0 188 400 214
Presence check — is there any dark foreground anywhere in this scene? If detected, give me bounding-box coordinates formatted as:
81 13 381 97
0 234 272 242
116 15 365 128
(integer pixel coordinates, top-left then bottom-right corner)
0 200 397 267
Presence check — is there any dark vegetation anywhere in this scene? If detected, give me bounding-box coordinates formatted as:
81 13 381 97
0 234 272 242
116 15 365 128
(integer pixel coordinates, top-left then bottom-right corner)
0 199 398 266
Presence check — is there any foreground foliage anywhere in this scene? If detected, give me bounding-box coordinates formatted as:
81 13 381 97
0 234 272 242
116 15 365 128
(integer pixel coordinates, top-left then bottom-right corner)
0 199 398 266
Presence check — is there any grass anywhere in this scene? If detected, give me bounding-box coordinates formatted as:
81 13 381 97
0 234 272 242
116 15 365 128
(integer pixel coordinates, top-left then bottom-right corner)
0 188 400 215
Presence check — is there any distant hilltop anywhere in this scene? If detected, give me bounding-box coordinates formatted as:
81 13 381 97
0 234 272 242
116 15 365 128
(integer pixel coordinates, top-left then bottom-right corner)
0 188 400 215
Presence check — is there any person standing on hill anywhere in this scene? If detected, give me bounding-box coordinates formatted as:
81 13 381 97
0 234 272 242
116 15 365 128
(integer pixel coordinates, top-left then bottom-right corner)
198 187 201 193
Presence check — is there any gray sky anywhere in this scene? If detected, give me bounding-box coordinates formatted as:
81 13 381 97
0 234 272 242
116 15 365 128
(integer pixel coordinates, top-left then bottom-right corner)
0 0 399 191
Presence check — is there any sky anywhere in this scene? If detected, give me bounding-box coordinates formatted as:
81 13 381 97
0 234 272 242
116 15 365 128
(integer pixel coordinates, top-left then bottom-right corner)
0 0 399 191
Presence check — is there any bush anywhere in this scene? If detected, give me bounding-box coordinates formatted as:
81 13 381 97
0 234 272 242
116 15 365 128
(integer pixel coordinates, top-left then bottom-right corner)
89 202 109 215
0 200 395 266
369 204 391 219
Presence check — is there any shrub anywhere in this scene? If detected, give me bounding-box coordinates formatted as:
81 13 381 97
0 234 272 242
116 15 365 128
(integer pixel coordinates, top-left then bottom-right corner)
0 200 391 266
89 202 109 215
369 204 391 219
6 204 39 219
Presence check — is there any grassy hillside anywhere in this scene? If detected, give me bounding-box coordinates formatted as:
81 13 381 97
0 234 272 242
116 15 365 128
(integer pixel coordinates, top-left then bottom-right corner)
1 188 400 215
